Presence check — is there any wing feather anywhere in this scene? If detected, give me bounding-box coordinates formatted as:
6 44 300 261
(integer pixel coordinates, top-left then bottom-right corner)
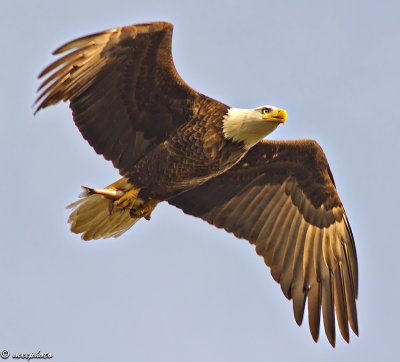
250 185 281 243
317 228 336 346
290 218 308 325
270 202 297 282
224 186 262 231
334 262 350 342
254 184 287 250
266 195 293 277
279 211 302 298
308 280 322 342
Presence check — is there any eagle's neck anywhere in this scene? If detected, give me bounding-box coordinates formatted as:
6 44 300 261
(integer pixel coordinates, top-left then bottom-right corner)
222 108 279 149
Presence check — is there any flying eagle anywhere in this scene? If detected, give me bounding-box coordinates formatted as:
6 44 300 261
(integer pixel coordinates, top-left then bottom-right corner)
35 21 358 347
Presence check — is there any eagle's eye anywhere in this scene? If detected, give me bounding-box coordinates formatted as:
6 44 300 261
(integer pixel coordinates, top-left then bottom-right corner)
262 107 271 115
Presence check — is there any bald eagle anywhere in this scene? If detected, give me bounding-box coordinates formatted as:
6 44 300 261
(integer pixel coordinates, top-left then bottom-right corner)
35 22 358 347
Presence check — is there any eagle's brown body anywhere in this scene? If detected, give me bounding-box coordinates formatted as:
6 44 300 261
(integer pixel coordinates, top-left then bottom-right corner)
36 21 359 347
128 99 246 199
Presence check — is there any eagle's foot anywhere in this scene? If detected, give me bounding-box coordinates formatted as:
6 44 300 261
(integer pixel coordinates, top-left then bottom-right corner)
132 199 159 220
113 187 141 211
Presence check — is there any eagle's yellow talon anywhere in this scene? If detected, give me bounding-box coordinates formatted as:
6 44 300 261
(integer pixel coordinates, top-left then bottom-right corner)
113 187 141 211
132 199 159 220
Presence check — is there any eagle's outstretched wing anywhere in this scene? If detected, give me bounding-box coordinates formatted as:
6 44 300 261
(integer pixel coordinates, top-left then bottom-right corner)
35 22 211 173
169 139 358 346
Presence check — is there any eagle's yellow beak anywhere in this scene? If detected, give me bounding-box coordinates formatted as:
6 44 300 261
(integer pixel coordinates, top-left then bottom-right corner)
263 108 287 124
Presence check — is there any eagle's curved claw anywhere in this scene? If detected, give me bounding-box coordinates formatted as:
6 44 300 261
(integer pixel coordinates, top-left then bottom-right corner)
113 187 141 211
132 199 159 220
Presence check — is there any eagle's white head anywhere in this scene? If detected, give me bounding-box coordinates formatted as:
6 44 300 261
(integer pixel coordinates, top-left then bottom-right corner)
222 105 287 149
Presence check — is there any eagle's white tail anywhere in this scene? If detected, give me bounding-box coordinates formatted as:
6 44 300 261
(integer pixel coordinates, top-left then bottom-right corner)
66 178 144 240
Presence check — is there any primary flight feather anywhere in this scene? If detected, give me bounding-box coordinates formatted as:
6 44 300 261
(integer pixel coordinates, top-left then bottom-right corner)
35 21 358 346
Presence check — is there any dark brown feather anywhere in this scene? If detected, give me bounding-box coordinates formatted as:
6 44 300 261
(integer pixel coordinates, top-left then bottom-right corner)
290 219 308 325
308 281 322 342
334 262 350 342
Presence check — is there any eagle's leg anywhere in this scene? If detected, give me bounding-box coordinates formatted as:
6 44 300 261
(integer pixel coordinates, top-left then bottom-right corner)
113 187 141 211
132 199 159 220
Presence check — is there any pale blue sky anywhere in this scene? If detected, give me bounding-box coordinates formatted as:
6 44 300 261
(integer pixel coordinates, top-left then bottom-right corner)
1 0 399 361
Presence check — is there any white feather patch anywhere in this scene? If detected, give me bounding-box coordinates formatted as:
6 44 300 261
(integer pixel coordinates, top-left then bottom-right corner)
222 107 280 149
